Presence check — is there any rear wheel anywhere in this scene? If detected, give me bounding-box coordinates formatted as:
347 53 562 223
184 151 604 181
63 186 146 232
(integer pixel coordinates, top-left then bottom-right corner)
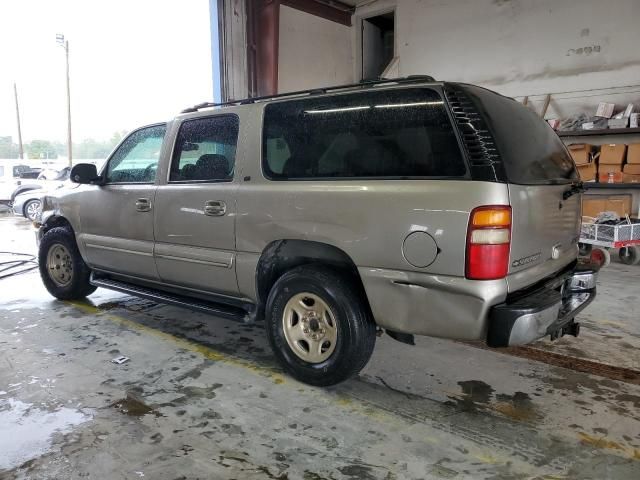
265 265 376 386
38 227 97 300
590 247 611 269
619 246 640 265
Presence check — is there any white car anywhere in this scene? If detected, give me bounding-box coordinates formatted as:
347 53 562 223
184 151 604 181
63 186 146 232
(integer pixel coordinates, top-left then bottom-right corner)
2 167 71 210
12 188 43 220
0 160 32 206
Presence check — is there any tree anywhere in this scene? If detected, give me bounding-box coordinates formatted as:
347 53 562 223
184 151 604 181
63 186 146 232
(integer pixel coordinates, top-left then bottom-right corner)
0 136 19 158
26 140 58 159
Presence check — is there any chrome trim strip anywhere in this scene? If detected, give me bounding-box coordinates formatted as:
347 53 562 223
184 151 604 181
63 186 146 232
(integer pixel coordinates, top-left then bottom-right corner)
85 243 153 257
155 253 231 268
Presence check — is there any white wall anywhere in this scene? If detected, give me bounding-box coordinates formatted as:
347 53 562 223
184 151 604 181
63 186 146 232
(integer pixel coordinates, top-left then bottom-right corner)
355 0 640 118
278 5 353 93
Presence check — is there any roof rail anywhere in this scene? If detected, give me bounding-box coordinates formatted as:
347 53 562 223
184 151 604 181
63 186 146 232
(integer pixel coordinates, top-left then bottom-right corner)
180 75 436 113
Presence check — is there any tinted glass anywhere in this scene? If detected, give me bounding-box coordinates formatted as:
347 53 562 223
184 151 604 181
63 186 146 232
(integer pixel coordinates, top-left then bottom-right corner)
263 88 465 179
13 165 30 176
464 85 577 185
170 116 239 182
106 124 166 183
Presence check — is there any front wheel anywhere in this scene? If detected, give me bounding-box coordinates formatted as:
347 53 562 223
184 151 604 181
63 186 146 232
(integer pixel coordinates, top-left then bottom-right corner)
590 247 611 269
265 265 376 386
38 226 97 300
23 199 41 221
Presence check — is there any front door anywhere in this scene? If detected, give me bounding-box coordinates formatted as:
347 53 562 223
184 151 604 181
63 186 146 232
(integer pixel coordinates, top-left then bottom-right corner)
153 115 239 296
77 124 166 280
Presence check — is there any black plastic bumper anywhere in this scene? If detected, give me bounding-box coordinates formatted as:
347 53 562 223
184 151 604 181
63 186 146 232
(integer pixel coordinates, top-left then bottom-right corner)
487 265 597 348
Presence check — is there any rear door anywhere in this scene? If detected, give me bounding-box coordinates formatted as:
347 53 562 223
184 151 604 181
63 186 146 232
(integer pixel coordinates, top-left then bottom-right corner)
460 86 581 291
153 114 240 296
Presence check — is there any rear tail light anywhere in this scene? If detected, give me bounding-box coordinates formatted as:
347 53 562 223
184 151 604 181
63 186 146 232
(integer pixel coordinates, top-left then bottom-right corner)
466 205 512 280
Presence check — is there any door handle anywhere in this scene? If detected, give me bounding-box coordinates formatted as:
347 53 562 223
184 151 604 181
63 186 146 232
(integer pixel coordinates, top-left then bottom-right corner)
135 198 151 212
204 200 226 216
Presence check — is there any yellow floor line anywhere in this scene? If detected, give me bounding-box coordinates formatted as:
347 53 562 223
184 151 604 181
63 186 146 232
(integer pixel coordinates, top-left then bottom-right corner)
68 300 287 385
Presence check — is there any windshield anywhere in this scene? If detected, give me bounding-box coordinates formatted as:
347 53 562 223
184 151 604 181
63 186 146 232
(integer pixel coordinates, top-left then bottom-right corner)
463 85 577 185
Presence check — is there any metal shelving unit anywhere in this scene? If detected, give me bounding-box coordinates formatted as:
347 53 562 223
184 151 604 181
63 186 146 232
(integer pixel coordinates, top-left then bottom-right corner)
558 127 640 137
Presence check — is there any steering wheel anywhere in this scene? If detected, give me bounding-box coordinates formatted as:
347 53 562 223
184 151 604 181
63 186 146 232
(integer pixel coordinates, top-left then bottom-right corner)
143 163 158 180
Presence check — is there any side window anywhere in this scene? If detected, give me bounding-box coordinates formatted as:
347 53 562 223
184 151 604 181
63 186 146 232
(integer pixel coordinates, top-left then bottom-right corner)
105 124 166 183
262 88 466 180
170 116 239 182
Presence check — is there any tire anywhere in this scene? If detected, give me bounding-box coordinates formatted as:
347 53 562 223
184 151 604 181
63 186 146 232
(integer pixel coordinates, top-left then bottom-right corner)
23 199 41 221
265 265 376 386
38 226 97 300
590 247 611 269
578 242 592 257
619 246 640 265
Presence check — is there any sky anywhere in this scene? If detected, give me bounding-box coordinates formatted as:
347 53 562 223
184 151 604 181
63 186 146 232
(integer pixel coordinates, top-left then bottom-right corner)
0 0 214 143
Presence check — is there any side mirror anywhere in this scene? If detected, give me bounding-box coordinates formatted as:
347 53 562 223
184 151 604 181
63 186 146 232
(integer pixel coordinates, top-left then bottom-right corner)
70 163 100 184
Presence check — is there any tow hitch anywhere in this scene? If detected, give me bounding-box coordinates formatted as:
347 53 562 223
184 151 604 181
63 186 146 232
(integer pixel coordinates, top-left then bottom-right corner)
550 321 581 341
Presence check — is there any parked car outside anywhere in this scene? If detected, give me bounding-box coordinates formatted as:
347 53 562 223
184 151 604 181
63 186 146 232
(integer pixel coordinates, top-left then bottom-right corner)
4 167 71 208
12 189 43 220
0 160 32 206
35 77 598 386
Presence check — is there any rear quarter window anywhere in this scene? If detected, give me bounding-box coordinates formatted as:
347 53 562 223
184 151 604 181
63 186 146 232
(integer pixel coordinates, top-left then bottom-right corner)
463 85 577 185
262 88 466 180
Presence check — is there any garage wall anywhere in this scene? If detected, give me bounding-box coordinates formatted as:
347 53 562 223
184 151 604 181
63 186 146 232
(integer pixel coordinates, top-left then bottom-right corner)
278 5 352 93
356 0 640 118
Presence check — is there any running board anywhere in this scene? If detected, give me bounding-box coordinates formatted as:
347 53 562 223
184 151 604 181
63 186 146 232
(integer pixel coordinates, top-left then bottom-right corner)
90 275 248 321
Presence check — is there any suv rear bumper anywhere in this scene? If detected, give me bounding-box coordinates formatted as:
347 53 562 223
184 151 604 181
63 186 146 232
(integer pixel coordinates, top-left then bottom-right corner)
486 266 597 347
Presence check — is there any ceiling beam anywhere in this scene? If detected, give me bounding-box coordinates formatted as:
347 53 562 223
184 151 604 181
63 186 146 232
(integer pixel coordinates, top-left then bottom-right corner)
281 0 353 26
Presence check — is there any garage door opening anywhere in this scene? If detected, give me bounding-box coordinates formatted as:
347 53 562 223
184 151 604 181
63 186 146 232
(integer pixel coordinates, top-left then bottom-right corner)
361 11 395 81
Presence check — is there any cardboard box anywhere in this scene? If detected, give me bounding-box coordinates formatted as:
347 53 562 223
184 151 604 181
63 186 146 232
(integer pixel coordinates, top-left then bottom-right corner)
623 163 640 175
627 144 640 164
608 117 629 128
599 144 627 165
568 144 593 165
623 103 635 118
598 170 624 183
582 195 632 218
596 102 615 118
622 173 640 183
577 163 597 181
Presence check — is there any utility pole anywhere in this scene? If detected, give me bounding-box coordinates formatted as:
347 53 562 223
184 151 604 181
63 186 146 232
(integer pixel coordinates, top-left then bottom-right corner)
57 34 72 167
13 83 24 160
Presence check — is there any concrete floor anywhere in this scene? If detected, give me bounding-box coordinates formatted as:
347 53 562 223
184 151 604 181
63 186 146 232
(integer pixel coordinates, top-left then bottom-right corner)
1 213 639 480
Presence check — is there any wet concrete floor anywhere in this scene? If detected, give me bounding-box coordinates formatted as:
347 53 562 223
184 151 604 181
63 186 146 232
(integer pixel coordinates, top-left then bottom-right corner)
1 214 639 479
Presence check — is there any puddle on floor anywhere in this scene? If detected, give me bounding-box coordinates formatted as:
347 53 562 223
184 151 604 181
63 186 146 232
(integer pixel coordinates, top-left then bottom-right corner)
0 398 92 471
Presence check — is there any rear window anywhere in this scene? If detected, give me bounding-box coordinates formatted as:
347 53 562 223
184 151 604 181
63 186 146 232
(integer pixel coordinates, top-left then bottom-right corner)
464 85 577 185
262 88 466 180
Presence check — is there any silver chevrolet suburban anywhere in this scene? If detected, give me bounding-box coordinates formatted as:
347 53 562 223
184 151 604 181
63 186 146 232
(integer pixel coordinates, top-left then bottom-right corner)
37 77 597 386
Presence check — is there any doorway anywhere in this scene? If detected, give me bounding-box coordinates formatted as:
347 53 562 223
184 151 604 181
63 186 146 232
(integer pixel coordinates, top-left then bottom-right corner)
361 11 395 81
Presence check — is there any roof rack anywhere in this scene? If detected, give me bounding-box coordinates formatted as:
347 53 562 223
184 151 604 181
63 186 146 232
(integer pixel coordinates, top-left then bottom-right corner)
180 75 436 113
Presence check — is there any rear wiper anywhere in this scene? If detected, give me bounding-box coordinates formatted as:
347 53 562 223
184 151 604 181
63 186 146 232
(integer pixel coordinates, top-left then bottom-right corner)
563 181 585 200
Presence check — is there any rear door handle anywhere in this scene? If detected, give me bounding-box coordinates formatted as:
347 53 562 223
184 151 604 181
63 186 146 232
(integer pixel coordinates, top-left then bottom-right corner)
204 200 226 216
135 198 151 212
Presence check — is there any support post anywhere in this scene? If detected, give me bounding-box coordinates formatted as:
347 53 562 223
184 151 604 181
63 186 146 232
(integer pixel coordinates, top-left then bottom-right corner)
65 40 72 167
13 83 24 160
